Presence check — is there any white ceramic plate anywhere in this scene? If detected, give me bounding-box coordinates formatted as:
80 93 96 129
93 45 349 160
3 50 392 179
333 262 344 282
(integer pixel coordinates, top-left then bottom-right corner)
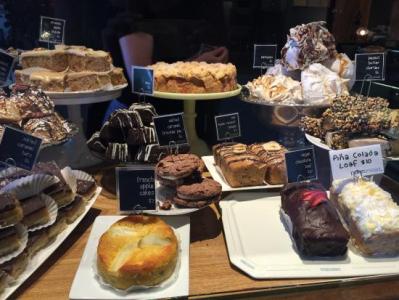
48 84 127 105
220 192 399 279
153 85 242 101
69 215 190 300
2 187 102 300
202 156 283 192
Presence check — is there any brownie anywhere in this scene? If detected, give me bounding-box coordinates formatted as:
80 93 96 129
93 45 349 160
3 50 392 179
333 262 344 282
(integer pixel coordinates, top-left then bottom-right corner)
0 226 17 240
99 122 126 143
76 179 95 196
87 132 106 154
280 182 349 257
129 102 157 126
32 161 68 194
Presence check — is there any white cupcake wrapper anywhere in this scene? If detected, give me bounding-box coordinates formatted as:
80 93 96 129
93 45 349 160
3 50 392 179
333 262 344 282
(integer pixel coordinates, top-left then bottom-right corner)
0 166 22 181
27 194 58 232
92 231 181 294
61 167 77 194
0 224 28 264
2 174 60 200
71 170 95 183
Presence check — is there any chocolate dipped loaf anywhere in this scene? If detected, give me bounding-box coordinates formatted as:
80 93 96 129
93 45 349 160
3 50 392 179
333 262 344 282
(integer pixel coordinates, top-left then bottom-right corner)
281 182 349 257
213 143 267 187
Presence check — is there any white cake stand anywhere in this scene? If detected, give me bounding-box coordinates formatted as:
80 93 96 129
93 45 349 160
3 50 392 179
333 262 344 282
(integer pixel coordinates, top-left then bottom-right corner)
43 85 127 168
152 86 242 156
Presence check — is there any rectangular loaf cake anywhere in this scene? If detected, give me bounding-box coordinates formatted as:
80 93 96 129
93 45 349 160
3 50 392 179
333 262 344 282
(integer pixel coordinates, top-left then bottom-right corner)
281 182 349 257
213 143 266 187
330 179 399 256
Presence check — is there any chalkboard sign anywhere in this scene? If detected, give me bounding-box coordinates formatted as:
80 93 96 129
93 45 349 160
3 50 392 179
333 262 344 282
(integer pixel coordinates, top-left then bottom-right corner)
329 144 384 180
0 50 15 85
131 66 154 95
116 166 156 213
153 113 188 146
39 16 66 44
355 53 385 81
0 126 42 170
253 44 277 68
285 147 318 183
215 113 241 141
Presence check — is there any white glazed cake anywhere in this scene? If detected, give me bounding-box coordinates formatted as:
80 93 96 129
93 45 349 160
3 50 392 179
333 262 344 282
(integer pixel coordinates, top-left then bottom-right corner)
330 179 399 256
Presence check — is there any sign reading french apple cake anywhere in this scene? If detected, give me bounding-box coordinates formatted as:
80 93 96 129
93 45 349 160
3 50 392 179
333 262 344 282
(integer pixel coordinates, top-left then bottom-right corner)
215 113 241 141
39 16 66 44
253 44 277 68
0 126 42 170
285 146 317 183
153 113 188 146
131 66 154 95
0 50 15 85
355 53 385 81
329 144 384 180
116 166 156 213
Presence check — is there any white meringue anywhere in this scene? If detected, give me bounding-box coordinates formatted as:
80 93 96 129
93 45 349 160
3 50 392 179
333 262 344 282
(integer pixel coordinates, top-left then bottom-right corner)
301 63 349 105
246 74 303 104
322 53 355 89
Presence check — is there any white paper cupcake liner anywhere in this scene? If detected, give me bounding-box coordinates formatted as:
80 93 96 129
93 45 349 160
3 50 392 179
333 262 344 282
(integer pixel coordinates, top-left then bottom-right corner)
0 166 22 181
92 231 181 294
0 224 28 264
2 174 60 200
27 194 58 232
61 167 77 195
71 170 95 183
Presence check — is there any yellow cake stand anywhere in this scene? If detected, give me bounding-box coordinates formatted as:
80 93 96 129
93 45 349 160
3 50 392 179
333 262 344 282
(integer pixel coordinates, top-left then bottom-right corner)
153 85 242 156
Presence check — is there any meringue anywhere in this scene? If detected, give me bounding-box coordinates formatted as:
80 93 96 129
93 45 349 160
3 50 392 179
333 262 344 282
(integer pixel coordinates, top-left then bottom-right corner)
281 21 337 70
322 53 355 89
301 63 349 104
246 74 303 104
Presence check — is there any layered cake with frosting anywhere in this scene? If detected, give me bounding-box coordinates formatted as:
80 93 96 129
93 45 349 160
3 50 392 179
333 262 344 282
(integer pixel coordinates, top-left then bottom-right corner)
281 181 349 257
151 61 237 93
331 179 399 256
16 45 127 92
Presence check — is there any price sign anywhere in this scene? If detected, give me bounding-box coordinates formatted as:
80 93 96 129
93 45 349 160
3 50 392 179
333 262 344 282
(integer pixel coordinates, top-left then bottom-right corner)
215 113 241 141
116 166 156 213
131 66 154 95
153 113 187 146
355 53 385 81
0 50 15 85
253 44 277 68
285 147 318 183
329 144 384 180
0 126 42 170
39 16 66 44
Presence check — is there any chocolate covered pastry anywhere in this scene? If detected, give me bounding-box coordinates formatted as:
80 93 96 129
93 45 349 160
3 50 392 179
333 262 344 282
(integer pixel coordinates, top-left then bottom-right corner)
0 251 29 280
129 102 158 126
105 143 130 162
281 182 349 257
0 98 21 124
23 113 70 143
76 179 96 201
26 228 49 256
86 132 106 154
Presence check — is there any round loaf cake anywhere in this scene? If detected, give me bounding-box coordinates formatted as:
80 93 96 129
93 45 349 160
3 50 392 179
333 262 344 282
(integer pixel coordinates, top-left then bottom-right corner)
151 61 237 93
97 215 178 289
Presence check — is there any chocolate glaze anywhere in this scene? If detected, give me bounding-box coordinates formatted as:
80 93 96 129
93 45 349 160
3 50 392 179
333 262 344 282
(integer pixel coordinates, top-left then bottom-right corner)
21 196 46 216
281 182 349 257
0 226 17 240
33 161 67 194
76 180 95 196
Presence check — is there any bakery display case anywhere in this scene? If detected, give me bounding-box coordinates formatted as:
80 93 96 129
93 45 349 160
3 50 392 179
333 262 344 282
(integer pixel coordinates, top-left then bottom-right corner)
0 0 399 299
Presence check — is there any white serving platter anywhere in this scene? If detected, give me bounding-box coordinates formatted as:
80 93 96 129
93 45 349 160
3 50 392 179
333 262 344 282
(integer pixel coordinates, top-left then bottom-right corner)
69 215 190 300
220 192 399 279
153 85 242 101
305 133 399 161
3 187 102 300
202 156 283 192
